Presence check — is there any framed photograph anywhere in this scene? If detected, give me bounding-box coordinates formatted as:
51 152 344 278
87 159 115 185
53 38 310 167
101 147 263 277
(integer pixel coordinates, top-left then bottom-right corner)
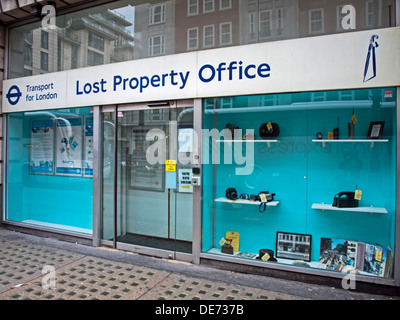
367 121 385 139
276 232 312 262
319 238 349 270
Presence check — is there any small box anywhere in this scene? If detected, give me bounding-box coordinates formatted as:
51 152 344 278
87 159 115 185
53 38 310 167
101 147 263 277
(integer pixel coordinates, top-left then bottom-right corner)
221 244 234 254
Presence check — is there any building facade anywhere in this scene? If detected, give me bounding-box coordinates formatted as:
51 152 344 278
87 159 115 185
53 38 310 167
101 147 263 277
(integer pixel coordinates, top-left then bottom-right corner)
0 0 399 290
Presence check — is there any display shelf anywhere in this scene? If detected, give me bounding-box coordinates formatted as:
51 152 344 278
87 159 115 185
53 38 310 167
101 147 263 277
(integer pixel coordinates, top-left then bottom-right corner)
215 197 280 206
22 220 93 234
207 248 318 266
311 203 387 214
312 139 389 148
205 248 378 277
216 139 279 148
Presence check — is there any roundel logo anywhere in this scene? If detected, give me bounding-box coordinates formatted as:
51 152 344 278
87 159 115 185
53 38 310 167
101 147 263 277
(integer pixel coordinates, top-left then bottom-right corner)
6 85 22 105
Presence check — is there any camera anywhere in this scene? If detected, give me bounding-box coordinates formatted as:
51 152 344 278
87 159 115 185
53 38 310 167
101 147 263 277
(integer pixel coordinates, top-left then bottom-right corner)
258 191 275 202
226 188 238 200
250 194 259 201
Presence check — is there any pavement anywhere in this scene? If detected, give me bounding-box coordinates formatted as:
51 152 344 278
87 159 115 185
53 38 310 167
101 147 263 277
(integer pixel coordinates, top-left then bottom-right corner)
0 227 399 303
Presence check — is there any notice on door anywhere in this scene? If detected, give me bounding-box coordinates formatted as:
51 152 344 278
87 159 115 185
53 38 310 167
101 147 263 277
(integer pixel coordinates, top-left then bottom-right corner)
165 160 176 172
178 169 193 193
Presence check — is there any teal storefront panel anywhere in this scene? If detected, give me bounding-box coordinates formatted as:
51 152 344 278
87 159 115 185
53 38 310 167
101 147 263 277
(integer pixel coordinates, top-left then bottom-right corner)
202 88 396 277
6 107 93 234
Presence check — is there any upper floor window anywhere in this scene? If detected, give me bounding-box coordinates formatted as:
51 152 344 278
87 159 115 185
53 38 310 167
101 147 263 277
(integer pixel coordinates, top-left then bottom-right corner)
276 8 283 35
204 0 215 13
188 0 198 16
40 51 48 71
24 46 32 67
41 30 48 50
149 35 165 56
203 25 215 47
150 3 166 24
87 50 103 66
220 22 232 45
339 90 355 100
309 8 324 34
187 27 199 50
220 0 231 10
220 97 233 108
259 10 272 38
249 13 256 40
71 45 78 69
311 91 327 102
366 0 382 28
88 32 104 51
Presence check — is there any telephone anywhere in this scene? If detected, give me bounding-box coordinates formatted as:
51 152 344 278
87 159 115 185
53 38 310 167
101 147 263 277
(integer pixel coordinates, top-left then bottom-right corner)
332 192 359 208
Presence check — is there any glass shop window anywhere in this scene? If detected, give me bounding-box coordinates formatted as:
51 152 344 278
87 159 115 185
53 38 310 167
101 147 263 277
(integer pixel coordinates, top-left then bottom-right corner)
7 0 396 79
5 107 94 235
202 87 396 279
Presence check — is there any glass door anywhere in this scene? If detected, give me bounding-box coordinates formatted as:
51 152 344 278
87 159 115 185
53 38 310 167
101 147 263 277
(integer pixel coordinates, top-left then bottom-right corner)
101 101 194 258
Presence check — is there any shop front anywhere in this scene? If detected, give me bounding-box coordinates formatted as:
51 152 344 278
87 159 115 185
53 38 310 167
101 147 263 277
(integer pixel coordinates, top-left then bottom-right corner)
200 87 397 284
1 0 400 288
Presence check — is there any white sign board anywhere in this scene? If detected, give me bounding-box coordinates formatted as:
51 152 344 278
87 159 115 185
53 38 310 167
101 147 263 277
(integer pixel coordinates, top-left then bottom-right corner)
55 117 83 176
178 169 193 193
3 27 400 113
30 118 55 175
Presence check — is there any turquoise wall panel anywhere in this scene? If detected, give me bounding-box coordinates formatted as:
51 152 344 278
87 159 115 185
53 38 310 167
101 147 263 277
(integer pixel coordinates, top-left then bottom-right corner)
7 108 93 232
202 88 396 262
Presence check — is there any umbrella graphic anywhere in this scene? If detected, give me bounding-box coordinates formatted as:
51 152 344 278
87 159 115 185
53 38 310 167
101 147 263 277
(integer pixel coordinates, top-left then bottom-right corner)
363 35 379 82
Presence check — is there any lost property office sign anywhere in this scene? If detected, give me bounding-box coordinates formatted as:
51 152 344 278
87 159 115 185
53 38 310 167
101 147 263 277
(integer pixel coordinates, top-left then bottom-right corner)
3 27 400 113
74 60 271 95
3 51 273 112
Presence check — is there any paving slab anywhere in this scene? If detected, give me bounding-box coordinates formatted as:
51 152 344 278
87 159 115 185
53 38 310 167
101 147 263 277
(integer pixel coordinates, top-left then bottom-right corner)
0 228 399 301
0 256 171 300
0 254 304 300
138 273 304 300
0 235 83 294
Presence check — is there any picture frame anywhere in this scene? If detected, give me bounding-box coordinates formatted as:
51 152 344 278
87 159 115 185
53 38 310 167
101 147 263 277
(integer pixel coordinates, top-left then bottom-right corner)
367 121 385 139
276 231 312 262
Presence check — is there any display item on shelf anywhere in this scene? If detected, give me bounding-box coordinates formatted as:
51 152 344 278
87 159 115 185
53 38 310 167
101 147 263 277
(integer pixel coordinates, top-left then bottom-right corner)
332 192 359 208
259 122 280 140
256 249 277 262
226 188 238 200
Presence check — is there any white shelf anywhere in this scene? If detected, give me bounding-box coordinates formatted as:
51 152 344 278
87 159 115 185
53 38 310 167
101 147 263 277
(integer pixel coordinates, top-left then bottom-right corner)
205 248 378 277
216 140 278 143
216 139 279 147
312 139 388 148
215 197 279 206
312 203 387 214
22 220 93 234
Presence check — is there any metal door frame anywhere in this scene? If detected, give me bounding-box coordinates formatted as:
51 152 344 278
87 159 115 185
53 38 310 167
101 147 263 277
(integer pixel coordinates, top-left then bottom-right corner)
93 99 202 263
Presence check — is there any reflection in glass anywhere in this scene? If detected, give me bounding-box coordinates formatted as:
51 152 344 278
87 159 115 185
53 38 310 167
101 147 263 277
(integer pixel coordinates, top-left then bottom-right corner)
8 0 395 79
